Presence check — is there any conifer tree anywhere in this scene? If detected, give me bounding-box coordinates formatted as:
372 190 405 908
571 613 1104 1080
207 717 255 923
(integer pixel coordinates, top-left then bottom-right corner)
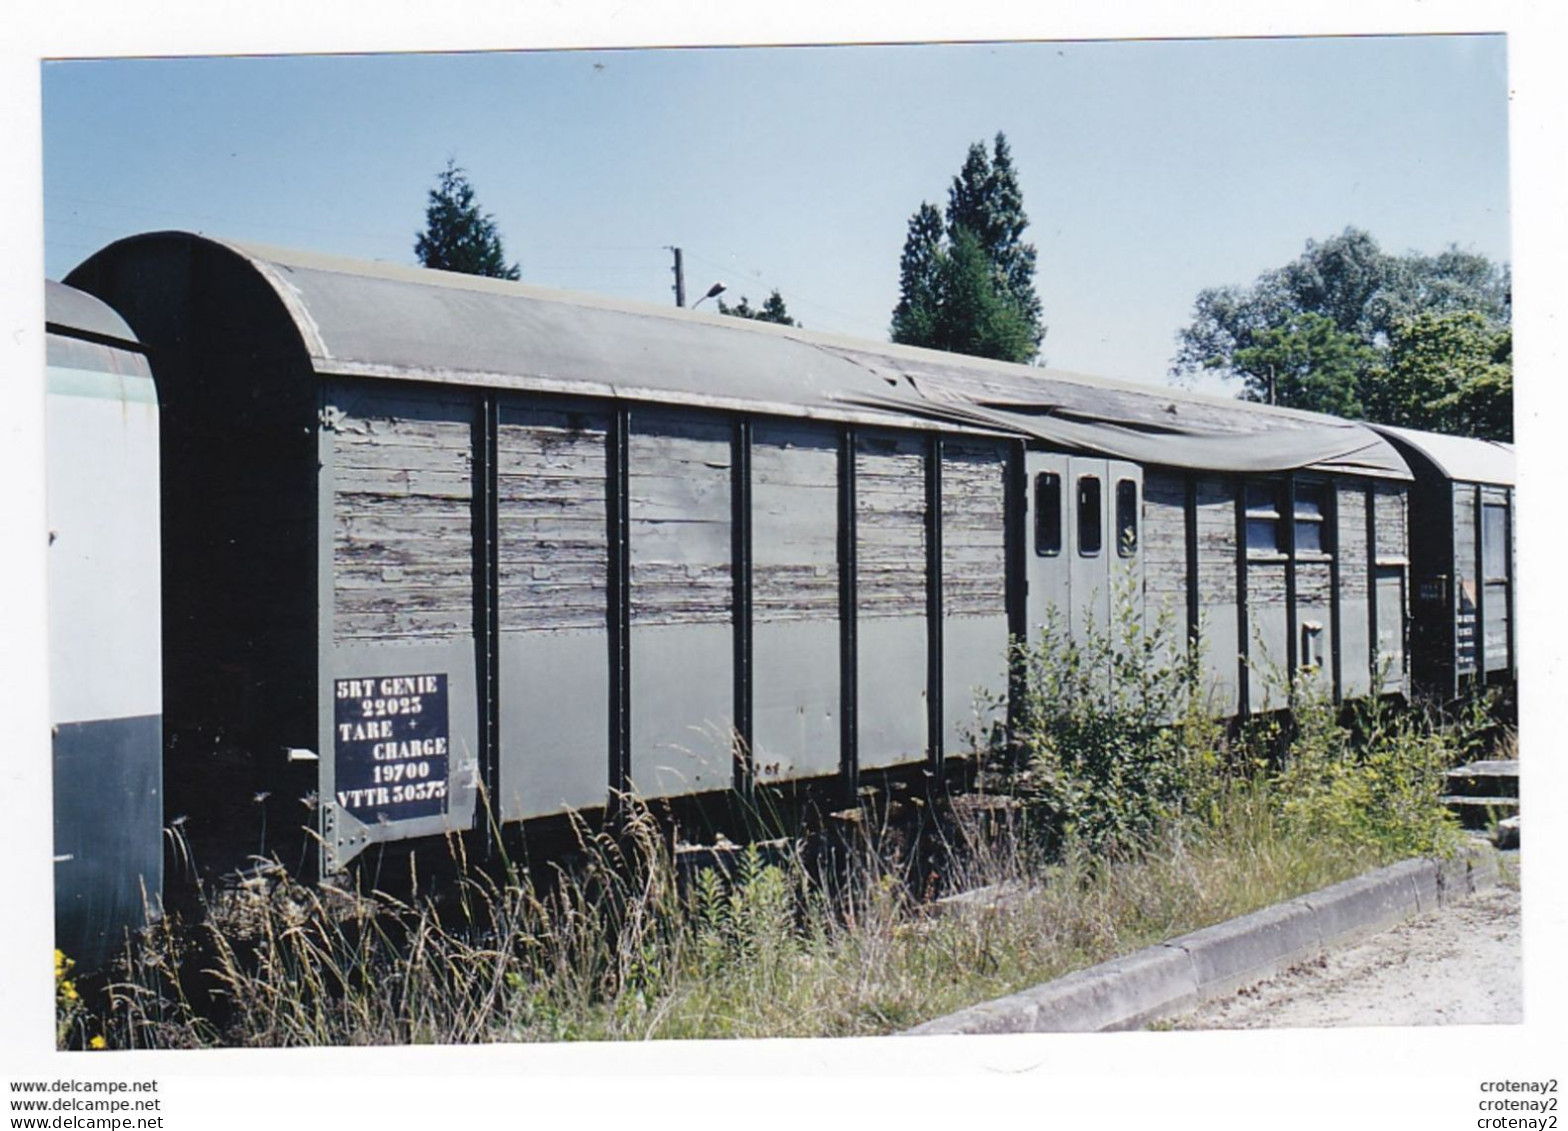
414 160 520 280
891 133 1044 363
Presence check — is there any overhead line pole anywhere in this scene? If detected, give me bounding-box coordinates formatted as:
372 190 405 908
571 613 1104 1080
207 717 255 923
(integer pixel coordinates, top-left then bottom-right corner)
668 246 686 307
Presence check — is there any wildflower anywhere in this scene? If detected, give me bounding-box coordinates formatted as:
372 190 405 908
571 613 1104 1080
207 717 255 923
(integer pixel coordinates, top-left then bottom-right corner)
89 1036 107 1050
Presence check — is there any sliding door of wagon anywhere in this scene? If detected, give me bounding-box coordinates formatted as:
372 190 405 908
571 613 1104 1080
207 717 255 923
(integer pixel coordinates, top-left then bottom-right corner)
320 381 480 869
1106 461 1145 636
1024 451 1070 636
1067 456 1114 645
750 422 841 784
496 400 611 821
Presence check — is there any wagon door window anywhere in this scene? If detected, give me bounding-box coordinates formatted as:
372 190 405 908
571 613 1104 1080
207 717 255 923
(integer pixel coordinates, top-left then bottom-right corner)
1077 475 1102 556
1245 481 1283 555
1293 481 1330 555
1034 472 1062 556
1115 478 1138 557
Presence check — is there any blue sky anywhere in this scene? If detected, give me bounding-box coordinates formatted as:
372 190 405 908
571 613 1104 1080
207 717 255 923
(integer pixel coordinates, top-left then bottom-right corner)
41 35 1510 388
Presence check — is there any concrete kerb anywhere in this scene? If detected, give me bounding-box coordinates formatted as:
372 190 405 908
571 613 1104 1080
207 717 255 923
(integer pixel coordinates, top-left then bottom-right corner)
905 844 1498 1037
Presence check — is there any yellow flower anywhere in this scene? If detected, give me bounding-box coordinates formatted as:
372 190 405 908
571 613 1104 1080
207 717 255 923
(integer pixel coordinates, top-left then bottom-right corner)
89 1036 107 1050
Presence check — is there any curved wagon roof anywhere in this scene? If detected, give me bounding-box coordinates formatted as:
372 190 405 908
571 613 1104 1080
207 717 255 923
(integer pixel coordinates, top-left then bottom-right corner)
45 278 144 350
67 231 1410 479
1369 424 1514 487
45 278 154 386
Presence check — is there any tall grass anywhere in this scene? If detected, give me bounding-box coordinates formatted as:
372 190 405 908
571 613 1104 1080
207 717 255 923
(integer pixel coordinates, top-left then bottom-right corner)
66 596 1489 1048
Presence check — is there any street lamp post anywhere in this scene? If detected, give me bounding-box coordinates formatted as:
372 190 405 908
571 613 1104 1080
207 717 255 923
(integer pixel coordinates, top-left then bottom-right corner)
691 281 727 310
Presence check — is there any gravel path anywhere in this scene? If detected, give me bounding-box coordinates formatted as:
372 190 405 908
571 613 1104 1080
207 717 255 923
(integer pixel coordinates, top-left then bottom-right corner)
1169 884 1522 1029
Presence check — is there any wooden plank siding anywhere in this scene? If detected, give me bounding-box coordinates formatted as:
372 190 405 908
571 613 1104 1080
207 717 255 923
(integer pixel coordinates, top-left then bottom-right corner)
1336 482 1370 601
855 431 929 769
496 404 609 632
939 439 1008 618
1335 480 1373 699
1376 482 1410 563
1192 475 1241 714
330 391 476 643
751 423 840 622
855 433 928 618
940 439 1010 754
627 414 733 626
1142 470 1188 622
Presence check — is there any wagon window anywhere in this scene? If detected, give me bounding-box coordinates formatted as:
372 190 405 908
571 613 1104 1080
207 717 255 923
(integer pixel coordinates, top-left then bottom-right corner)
1483 503 1508 582
1245 481 1282 554
1115 478 1138 557
1293 481 1330 555
1077 475 1102 556
1034 472 1062 557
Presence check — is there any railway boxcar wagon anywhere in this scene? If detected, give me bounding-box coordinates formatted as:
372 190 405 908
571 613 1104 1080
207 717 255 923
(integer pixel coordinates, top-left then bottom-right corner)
46 280 163 969
65 232 1418 878
1372 425 1516 701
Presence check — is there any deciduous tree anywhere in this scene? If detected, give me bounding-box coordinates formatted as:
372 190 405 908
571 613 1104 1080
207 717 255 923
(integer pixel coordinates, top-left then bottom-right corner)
1367 311 1513 441
1172 227 1511 438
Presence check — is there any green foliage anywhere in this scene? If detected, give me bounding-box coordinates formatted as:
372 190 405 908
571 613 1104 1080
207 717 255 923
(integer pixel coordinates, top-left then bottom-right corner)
1232 311 1377 416
1004 592 1220 854
1173 226 1511 438
892 133 1045 363
1268 683 1473 859
923 228 1040 363
414 159 520 280
717 288 798 326
1366 311 1513 441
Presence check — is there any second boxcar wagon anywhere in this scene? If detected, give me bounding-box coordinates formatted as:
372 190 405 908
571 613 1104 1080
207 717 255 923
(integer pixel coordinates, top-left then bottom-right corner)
1371 425 1516 701
66 232 1418 876
46 280 163 967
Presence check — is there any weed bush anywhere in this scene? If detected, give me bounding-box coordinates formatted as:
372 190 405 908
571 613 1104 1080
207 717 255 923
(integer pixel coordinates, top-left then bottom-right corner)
1267 681 1476 859
995 591 1223 854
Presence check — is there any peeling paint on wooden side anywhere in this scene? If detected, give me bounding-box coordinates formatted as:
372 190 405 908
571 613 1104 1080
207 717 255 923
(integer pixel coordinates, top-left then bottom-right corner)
497 404 610 632
1194 477 1237 606
1295 560 1334 606
1375 483 1408 561
939 440 1008 754
940 440 1007 618
628 415 733 627
1143 470 1188 603
752 422 839 622
1337 482 1370 599
1247 559 1289 606
331 393 476 643
856 433 927 619
1453 485 1477 570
